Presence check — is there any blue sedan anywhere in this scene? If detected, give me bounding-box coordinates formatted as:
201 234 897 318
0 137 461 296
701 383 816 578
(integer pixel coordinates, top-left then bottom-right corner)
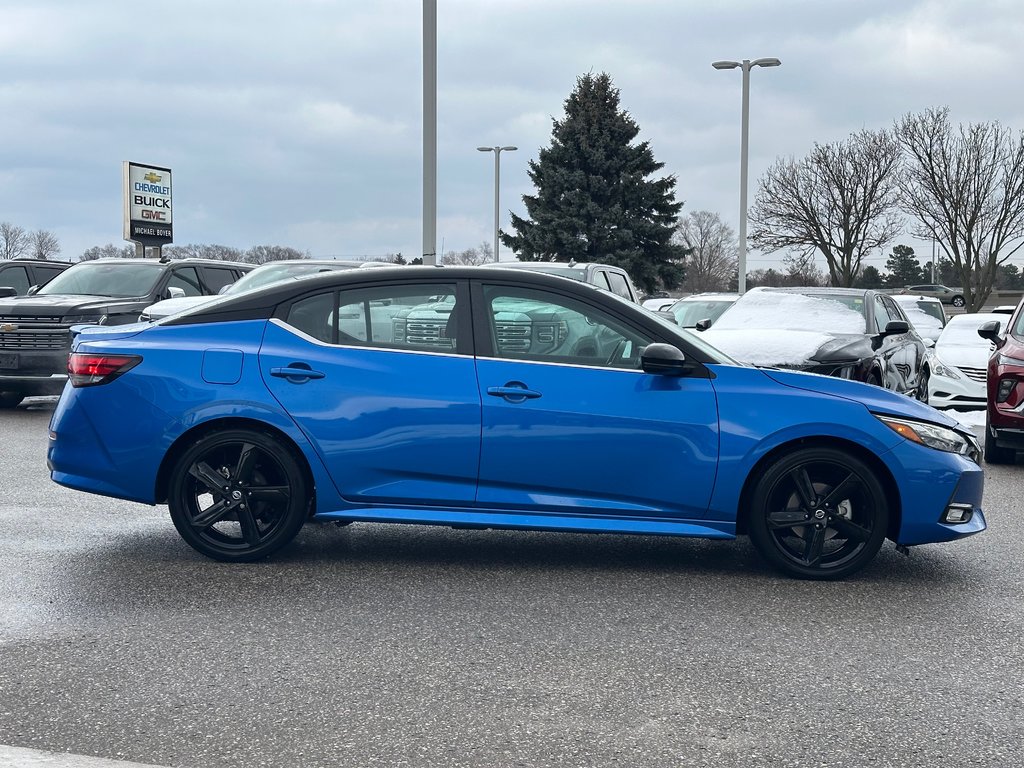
47 267 985 579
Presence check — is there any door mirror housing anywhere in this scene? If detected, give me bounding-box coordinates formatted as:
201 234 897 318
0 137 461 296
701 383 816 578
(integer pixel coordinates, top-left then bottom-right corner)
165 286 186 300
694 318 713 332
0 286 16 299
977 320 1005 348
27 284 39 296
655 310 678 324
640 343 689 376
883 320 910 335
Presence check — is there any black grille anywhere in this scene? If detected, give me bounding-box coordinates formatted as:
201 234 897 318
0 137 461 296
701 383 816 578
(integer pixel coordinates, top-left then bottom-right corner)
0 327 71 351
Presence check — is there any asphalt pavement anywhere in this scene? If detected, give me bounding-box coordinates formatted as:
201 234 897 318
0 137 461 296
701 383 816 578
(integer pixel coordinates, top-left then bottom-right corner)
1 398 1022 768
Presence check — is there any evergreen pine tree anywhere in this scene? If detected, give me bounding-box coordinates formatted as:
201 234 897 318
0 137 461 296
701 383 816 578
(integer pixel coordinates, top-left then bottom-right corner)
501 72 686 292
884 244 923 287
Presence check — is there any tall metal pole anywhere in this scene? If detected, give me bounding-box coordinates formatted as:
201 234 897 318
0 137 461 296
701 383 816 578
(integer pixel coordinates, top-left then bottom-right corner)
492 149 501 261
738 61 751 295
478 145 517 262
422 0 436 265
712 57 780 294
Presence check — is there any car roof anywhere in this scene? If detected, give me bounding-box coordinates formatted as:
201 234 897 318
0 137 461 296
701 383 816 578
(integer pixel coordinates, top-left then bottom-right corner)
480 261 609 270
77 257 251 268
677 292 738 301
756 286 872 296
893 294 941 302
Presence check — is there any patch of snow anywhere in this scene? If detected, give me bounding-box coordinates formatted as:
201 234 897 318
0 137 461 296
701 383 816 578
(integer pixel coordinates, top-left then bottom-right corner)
702 329 838 367
942 408 986 428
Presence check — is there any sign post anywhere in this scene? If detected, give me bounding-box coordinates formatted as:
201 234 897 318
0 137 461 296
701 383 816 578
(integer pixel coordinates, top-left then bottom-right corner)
123 161 173 256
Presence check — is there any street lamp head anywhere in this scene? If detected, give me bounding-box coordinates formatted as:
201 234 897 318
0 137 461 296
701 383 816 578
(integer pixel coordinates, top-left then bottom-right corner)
477 146 493 152
752 57 781 68
500 146 518 152
712 60 741 70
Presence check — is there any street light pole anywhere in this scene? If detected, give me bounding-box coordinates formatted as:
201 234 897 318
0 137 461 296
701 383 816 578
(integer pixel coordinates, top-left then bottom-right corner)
712 57 780 294
477 145 517 262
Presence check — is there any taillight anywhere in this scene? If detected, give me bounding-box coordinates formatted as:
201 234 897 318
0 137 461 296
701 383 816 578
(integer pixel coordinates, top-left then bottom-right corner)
67 353 142 387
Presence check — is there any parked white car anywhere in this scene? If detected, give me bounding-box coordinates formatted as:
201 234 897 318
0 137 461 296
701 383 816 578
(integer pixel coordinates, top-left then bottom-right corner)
668 292 739 329
927 312 1005 409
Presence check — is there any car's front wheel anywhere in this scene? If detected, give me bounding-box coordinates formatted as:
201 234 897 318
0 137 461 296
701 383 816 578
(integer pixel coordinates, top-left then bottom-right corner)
915 367 930 403
748 447 889 580
168 429 309 562
951 295 965 308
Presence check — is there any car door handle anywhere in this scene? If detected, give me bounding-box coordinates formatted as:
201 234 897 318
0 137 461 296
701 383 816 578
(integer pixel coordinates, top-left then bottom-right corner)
270 365 326 382
487 383 542 403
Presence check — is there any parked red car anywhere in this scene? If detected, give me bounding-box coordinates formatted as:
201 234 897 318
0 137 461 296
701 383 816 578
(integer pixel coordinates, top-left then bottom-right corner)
979 299 1024 464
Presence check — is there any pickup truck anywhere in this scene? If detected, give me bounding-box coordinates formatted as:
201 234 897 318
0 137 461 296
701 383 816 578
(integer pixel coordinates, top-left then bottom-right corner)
480 261 641 303
0 257 251 408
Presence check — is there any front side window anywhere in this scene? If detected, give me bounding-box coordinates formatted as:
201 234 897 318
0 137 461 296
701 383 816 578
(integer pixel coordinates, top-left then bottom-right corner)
202 267 239 294
482 285 652 369
284 283 462 352
606 271 632 300
0 266 30 295
167 267 203 297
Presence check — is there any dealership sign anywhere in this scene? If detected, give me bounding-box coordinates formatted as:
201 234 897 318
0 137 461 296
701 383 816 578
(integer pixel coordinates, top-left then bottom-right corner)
123 161 173 245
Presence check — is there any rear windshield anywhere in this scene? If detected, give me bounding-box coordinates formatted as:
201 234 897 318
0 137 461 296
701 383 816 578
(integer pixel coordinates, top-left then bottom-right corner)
37 262 164 298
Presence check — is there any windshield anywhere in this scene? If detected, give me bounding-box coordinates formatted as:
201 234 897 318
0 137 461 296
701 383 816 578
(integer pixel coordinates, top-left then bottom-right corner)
938 314 1004 347
671 298 735 328
227 263 349 294
714 291 867 334
38 262 163 298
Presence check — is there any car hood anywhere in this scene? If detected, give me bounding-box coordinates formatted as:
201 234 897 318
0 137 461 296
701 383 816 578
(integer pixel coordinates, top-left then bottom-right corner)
760 367 958 427
933 342 994 370
702 328 871 368
0 294 143 317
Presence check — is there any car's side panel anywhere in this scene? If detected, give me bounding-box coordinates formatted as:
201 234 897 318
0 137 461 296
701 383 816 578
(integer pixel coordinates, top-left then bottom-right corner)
474 357 720 518
259 320 483 505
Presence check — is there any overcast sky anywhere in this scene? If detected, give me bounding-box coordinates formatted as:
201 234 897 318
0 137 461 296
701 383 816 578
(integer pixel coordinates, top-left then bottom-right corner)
2 0 1023 270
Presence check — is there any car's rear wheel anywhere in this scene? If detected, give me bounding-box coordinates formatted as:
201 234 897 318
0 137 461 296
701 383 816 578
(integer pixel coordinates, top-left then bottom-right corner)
952 296 965 308
983 419 1016 465
748 447 888 580
168 429 309 562
0 392 24 409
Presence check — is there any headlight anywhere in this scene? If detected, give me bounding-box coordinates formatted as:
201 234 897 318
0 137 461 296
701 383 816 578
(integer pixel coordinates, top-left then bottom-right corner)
63 314 108 326
930 356 960 379
876 414 978 458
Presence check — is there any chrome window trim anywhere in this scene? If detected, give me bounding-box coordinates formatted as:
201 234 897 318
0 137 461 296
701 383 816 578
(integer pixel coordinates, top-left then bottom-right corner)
269 318 468 359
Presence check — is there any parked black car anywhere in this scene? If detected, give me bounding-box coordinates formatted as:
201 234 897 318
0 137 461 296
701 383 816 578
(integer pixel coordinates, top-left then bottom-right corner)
702 286 929 400
0 257 252 408
0 258 72 297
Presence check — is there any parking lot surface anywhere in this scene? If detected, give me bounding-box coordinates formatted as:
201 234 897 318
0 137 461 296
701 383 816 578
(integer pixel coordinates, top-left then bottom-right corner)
1 398 1022 767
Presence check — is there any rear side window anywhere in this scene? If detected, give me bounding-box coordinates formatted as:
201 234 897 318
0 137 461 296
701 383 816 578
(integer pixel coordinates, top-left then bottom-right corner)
285 283 463 353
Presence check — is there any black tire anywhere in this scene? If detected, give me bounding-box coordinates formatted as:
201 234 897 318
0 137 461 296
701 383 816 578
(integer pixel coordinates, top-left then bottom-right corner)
984 419 1016 465
952 296 965 308
915 367 930 403
748 447 889 580
168 429 309 562
0 392 24 409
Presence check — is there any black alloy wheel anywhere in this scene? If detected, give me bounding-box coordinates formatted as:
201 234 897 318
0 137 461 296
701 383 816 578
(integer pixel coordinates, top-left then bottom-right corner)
952 296 965 308
748 447 889 580
168 429 309 562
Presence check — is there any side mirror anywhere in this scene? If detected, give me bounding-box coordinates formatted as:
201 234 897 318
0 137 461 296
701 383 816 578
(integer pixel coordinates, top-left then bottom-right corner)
923 338 935 349
166 286 186 299
218 285 231 295
977 320 1005 348
0 287 16 299
27 285 39 296
640 343 689 376
883 320 910 335
694 318 712 332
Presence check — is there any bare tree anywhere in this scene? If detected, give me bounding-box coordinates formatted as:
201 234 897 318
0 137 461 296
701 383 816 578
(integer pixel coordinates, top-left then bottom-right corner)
29 229 61 260
442 241 493 266
749 128 903 287
897 107 1024 310
245 245 308 264
79 243 135 261
0 222 29 260
673 211 736 292
783 252 826 286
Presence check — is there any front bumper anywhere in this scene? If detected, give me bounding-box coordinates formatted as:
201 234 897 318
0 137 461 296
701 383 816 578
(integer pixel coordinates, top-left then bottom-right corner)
0 347 70 395
929 369 986 410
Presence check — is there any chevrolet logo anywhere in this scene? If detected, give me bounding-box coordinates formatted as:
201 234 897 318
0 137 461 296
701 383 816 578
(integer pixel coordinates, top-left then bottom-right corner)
0 323 16 332
144 172 162 183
